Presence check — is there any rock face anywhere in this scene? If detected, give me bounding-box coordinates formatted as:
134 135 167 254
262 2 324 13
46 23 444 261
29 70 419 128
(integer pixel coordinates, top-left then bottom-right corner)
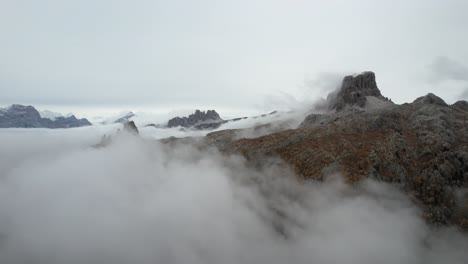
0 104 91 128
113 112 136 124
168 110 223 128
123 121 139 134
193 72 468 228
93 121 140 148
327 71 390 111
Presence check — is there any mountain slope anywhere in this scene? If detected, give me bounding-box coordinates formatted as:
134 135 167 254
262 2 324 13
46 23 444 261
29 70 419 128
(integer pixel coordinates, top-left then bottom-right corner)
201 72 468 227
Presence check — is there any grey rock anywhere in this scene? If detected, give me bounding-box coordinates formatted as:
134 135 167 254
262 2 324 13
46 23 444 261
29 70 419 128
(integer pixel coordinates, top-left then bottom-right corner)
327 71 390 111
167 110 223 128
113 112 136 124
123 121 139 135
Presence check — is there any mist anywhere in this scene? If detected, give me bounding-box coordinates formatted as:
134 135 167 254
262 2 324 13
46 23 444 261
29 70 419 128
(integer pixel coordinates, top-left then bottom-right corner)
0 127 466 264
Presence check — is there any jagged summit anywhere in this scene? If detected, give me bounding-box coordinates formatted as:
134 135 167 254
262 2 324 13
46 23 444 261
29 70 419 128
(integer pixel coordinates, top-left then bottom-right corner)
328 71 391 111
123 120 139 134
0 104 91 128
168 109 223 128
113 112 136 124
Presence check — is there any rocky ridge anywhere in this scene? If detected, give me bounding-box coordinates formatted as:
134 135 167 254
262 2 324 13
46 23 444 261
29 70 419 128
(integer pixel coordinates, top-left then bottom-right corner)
167 110 223 128
113 112 136 124
0 104 92 128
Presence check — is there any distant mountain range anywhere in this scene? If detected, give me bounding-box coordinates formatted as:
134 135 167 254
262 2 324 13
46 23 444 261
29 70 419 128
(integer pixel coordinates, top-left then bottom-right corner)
144 109 279 130
0 104 272 131
0 104 92 128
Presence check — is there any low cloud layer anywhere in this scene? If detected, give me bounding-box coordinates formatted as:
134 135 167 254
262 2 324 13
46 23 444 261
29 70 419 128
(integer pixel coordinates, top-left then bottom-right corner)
0 128 467 264
429 56 468 82
429 56 468 100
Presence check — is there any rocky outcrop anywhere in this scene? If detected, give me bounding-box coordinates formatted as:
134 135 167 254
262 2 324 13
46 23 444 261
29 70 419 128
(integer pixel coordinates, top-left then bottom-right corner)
0 104 91 128
123 121 139 134
113 112 135 124
186 72 468 228
327 71 391 111
168 110 223 128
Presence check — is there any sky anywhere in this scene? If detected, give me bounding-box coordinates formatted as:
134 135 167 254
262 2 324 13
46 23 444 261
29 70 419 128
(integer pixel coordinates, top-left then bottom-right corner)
1 0 468 116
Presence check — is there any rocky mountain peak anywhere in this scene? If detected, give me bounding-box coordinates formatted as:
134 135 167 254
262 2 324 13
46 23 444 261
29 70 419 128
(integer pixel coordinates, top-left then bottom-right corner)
113 112 136 124
168 109 223 128
123 121 139 134
328 71 390 111
8 104 41 117
413 93 448 107
0 104 91 128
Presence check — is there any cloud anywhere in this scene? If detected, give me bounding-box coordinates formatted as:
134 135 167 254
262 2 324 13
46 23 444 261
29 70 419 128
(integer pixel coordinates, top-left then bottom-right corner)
0 127 467 264
261 72 343 115
429 56 468 82
461 88 468 99
428 56 468 100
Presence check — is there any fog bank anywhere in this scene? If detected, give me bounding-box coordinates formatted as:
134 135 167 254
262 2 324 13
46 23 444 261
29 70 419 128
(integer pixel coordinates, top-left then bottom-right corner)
0 128 466 264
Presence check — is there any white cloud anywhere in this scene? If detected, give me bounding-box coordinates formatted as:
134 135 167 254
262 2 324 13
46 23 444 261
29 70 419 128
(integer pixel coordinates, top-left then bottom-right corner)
428 56 468 101
0 127 466 263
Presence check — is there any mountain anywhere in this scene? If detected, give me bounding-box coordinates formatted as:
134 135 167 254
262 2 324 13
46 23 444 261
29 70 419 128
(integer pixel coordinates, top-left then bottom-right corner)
167 110 224 128
327 71 392 111
113 112 136 124
0 104 92 128
152 110 279 131
162 71 468 228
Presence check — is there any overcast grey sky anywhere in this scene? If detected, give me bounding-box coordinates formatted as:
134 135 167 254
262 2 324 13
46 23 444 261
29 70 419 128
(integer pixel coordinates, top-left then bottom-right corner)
1 0 467 113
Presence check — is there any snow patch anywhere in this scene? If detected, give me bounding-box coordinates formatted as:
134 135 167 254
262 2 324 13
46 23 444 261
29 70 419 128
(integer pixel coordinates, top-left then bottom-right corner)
39 110 64 121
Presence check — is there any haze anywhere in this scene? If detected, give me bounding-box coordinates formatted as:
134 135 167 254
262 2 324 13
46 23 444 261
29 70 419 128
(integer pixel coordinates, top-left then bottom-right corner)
1 0 468 116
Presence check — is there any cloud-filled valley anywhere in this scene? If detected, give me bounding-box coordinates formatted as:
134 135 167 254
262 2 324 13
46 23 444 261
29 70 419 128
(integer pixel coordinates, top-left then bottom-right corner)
0 127 466 264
